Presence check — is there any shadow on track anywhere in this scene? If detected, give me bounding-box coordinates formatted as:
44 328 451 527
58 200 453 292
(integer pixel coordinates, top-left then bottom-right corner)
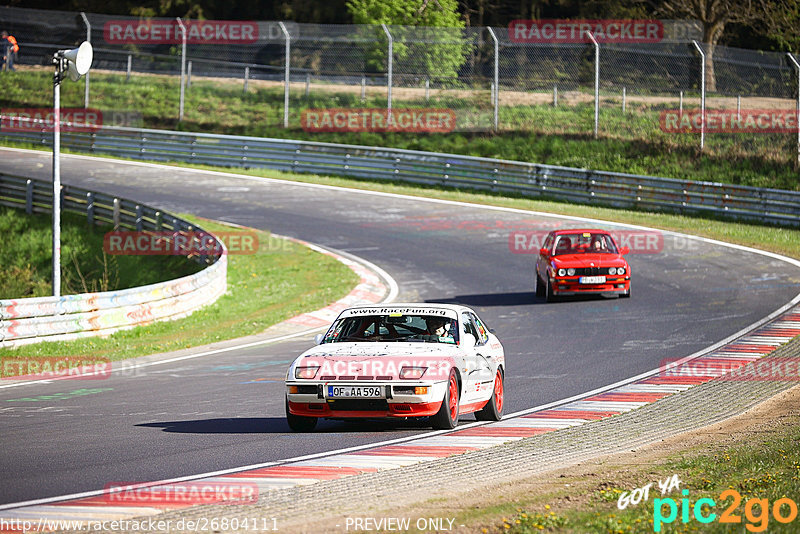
137 417 437 434
427 291 539 307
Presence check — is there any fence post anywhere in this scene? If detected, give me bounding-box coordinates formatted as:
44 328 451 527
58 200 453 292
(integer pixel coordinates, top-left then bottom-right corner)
135 205 143 231
487 27 499 131
586 31 599 139
126 54 132 82
679 90 683 116
113 198 120 230
425 77 429 103
305 72 310 97
86 192 94 225
786 53 800 166
361 76 366 102
622 87 626 112
244 66 249 93
692 40 705 151
381 23 393 113
187 60 192 87
553 85 557 107
176 18 187 122
80 12 91 109
278 22 291 128
25 179 33 214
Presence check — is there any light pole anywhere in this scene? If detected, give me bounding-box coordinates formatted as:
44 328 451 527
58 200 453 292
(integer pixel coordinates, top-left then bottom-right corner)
52 41 92 297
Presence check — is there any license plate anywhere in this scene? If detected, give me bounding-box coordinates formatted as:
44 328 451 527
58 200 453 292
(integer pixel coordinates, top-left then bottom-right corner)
327 385 383 398
580 275 606 284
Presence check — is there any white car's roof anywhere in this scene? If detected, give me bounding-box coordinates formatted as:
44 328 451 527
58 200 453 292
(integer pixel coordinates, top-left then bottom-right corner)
339 303 475 316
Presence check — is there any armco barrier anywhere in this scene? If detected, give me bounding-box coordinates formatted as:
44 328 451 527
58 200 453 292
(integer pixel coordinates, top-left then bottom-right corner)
2 124 799 226
0 173 227 348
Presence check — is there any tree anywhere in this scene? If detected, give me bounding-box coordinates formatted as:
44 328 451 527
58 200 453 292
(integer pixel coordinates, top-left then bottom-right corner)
347 0 469 78
652 0 795 91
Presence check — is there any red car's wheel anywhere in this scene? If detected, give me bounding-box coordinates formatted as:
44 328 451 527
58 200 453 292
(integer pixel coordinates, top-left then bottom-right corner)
431 370 460 430
476 369 504 421
545 278 558 303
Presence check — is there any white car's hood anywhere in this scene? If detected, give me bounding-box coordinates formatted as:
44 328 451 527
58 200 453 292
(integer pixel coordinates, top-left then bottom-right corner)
300 341 461 359
290 342 462 381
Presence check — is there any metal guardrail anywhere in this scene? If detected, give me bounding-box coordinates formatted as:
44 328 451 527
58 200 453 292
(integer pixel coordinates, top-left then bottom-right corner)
1 125 799 226
0 172 227 348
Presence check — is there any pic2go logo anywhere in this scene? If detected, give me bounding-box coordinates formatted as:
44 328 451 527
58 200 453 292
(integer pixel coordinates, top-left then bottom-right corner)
654 489 798 532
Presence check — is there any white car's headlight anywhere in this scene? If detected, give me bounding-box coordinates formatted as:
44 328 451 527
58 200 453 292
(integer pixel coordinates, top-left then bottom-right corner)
294 366 320 379
399 366 427 379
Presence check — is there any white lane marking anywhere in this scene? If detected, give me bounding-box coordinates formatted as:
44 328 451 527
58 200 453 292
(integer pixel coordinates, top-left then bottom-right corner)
1 147 799 511
0 242 397 391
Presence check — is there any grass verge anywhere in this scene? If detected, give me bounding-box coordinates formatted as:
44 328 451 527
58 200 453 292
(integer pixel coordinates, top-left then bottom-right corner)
0 206 201 298
1 67 797 190
0 216 358 366
470 387 800 533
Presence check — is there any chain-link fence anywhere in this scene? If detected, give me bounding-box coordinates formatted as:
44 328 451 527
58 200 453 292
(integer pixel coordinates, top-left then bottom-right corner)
1 6 798 167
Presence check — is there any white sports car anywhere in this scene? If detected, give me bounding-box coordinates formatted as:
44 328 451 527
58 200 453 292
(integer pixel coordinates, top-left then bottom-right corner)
285 304 505 431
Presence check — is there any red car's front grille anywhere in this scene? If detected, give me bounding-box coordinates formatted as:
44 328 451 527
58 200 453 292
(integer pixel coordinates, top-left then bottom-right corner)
575 267 605 276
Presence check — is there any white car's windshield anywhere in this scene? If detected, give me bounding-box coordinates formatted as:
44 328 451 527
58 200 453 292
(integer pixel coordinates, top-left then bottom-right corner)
321 314 459 344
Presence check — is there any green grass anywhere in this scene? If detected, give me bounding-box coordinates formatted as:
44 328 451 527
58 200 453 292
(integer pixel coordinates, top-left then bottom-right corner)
491 412 800 533
2 67 798 191
0 206 201 298
0 216 358 366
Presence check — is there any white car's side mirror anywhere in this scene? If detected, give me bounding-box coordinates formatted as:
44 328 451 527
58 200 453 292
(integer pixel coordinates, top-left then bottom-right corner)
314 333 324 345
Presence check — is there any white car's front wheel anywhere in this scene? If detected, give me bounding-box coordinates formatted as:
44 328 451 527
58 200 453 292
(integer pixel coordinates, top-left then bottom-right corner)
475 369 504 421
285 397 317 432
431 370 460 430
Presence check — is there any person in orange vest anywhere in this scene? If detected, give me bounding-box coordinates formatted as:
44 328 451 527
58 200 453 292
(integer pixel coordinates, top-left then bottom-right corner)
2 31 18 71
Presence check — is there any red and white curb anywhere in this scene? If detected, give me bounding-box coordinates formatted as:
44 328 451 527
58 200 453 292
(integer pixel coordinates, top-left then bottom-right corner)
282 240 392 329
1 306 798 529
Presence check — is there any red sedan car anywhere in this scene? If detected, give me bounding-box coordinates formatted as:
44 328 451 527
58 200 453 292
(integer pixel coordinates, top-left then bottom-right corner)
535 229 631 302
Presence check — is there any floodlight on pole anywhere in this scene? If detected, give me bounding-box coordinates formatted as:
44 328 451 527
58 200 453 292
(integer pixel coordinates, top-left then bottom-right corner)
52 41 93 297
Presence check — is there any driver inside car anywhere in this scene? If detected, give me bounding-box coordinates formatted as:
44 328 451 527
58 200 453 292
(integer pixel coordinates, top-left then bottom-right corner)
424 317 454 341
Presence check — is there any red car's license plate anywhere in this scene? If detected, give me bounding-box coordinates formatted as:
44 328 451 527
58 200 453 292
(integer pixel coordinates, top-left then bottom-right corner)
579 275 606 284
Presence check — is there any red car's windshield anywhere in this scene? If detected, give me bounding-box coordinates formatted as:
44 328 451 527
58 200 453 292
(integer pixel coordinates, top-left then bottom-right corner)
552 233 618 255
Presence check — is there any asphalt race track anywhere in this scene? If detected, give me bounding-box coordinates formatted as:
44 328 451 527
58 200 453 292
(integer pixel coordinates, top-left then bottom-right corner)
2 148 799 505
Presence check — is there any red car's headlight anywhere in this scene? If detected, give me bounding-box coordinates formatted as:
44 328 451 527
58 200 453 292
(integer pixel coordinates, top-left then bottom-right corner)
294 366 320 379
399 366 427 379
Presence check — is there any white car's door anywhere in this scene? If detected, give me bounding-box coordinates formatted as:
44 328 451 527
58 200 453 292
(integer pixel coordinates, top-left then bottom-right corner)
459 312 496 405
